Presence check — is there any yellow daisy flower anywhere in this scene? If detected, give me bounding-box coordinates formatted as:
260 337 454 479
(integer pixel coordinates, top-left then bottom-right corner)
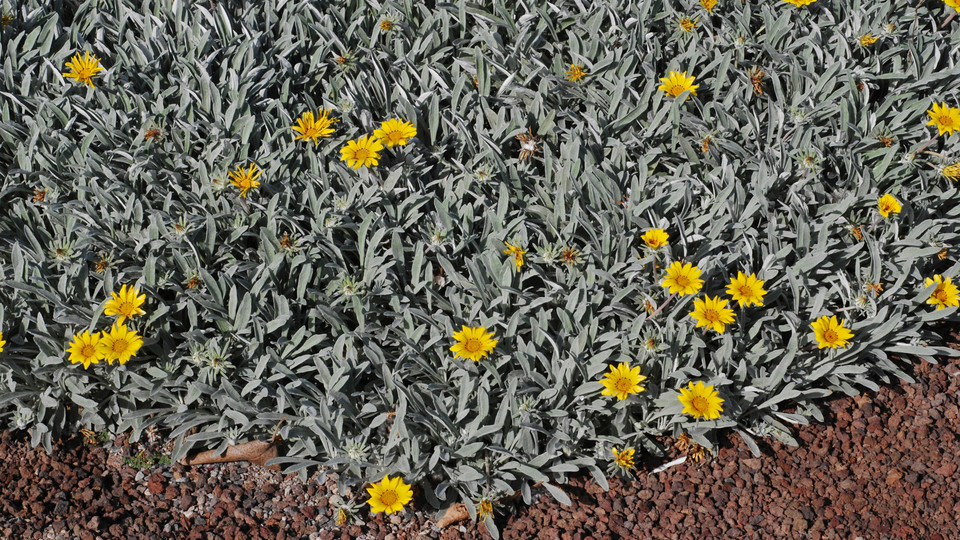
726 272 767 307
450 325 498 362
97 323 144 365
62 51 105 88
927 102 960 136
877 194 901 218
810 315 854 349
503 241 526 271
564 64 587 82
366 475 413 514
340 135 384 169
678 18 698 32
678 381 724 420
0 331 5 354
944 0 960 13
599 361 647 401
291 109 337 146
700 0 717 12
657 70 698 98
661 261 704 296
641 228 669 249
690 295 736 333
611 447 635 469
67 330 104 370
783 0 818 6
229 164 263 198
103 284 146 324
373 119 417 148
925 275 960 310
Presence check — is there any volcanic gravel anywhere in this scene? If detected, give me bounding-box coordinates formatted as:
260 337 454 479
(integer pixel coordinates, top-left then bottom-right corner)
3 332 960 539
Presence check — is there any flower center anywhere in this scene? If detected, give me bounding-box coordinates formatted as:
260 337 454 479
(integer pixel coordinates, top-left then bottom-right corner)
380 490 398 506
119 302 135 316
824 329 838 343
675 275 690 287
739 286 753 298
704 309 719 322
668 84 685 96
112 339 128 353
354 148 371 161
387 130 403 143
615 377 633 393
936 288 949 302
692 396 709 413
938 114 954 127
81 345 96 358
464 338 482 353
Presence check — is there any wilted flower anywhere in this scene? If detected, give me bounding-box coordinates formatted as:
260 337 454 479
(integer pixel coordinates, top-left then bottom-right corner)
678 18 698 32
858 34 879 47
564 63 587 82
504 241 526 271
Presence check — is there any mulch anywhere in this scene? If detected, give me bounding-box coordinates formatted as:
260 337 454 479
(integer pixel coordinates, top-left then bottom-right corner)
3 330 960 539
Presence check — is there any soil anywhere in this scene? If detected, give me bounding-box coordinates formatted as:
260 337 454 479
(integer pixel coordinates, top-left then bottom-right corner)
2 330 960 539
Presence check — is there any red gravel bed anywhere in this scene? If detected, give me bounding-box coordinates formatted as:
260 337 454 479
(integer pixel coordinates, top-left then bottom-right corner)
2 335 960 539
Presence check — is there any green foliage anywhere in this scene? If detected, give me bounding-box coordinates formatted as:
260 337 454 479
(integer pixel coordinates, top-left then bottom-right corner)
1 0 959 525
123 451 171 470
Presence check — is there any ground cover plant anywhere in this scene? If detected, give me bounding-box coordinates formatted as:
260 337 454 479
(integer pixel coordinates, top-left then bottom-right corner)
1 0 960 533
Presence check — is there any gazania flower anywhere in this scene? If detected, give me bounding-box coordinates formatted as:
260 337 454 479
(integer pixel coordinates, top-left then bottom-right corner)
564 64 587 82
810 315 854 349
366 475 413 514
0 331 5 354
678 381 724 420
943 162 960 181
229 164 263 198
611 447 635 469
291 109 337 146
678 18 698 32
925 274 960 310
97 323 144 365
103 284 146 324
373 119 417 148
62 51 105 88
700 0 717 12
661 261 704 296
927 102 960 136
450 325 498 362
599 361 647 401
504 241 526 271
477 498 494 521
858 34 879 47
67 330 104 370
783 0 818 6
657 70 698 98
642 228 669 249
690 295 736 333
340 135 384 169
944 0 960 13
877 194 901 218
726 272 767 307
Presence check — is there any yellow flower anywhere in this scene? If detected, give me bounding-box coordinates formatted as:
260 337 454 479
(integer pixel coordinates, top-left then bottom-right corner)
62 51 104 88
690 295 736 334
229 164 263 198
678 381 724 420
678 18 698 32
291 109 337 146
504 241 526 271
810 315 854 349
67 330 104 370
366 475 413 514
661 261 704 296
943 162 960 181
103 284 146 324
700 0 717 12
0 331 5 354
858 34 879 47
612 447 635 469
642 228 669 249
599 361 647 401
340 135 384 169
97 323 144 365
726 272 767 307
877 194 901 218
564 64 587 82
945 0 960 14
657 70 699 98
335 507 349 526
477 499 494 521
783 0 818 5
927 102 960 136
925 274 960 310
380 19 394 31
373 119 417 148
450 325 498 362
